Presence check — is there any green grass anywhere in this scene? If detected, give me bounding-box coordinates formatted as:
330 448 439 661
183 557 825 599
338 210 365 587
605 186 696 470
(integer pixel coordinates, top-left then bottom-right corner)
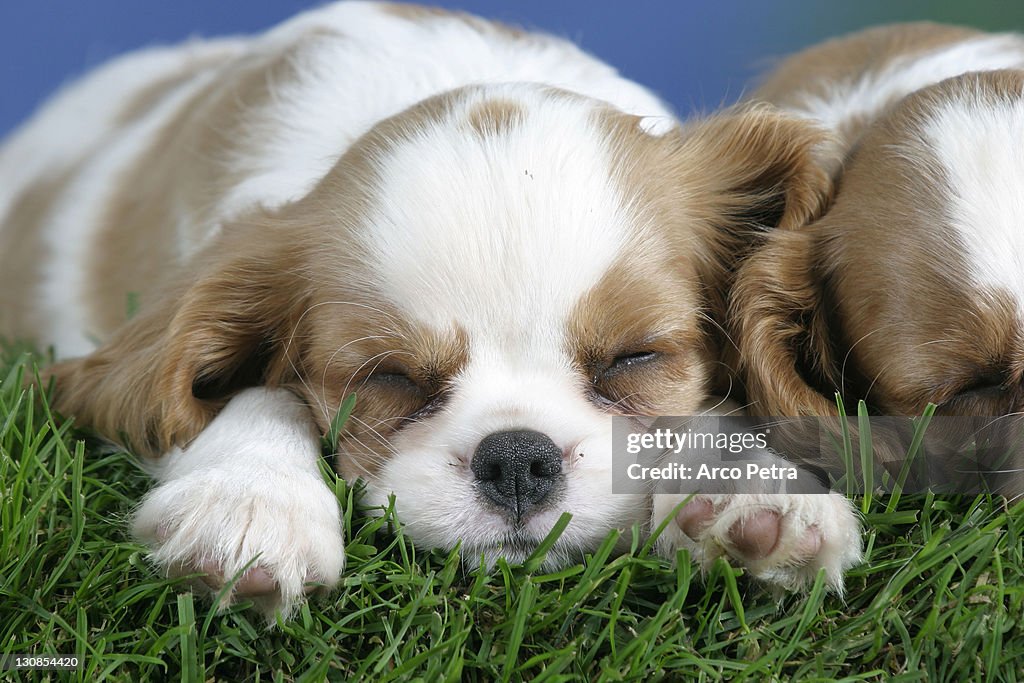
1 347 1023 682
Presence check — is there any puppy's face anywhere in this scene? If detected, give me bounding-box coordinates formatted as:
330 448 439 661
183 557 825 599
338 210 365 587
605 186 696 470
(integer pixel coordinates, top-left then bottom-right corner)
292 87 836 560
736 70 1024 420
52 84 832 562
296 90 708 561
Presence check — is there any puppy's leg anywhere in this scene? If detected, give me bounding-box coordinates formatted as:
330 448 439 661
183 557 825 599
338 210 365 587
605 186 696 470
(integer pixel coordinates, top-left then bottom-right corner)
132 387 344 619
649 400 862 592
653 489 862 593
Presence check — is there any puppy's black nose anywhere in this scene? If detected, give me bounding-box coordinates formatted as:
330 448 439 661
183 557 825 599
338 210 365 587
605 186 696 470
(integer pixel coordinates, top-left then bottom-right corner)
472 430 564 520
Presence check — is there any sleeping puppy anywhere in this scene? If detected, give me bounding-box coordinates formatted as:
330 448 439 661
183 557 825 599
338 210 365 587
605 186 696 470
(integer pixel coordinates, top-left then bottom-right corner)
0 1 850 617
733 24 1024 493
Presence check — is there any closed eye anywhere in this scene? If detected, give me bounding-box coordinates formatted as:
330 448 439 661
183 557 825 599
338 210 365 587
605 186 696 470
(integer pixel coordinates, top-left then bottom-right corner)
936 369 1013 414
951 369 1007 399
370 370 420 392
588 348 665 412
367 368 450 422
603 350 658 377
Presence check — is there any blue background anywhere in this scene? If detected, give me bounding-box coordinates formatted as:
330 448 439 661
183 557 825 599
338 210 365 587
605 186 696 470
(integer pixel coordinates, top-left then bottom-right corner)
2 1 1024 136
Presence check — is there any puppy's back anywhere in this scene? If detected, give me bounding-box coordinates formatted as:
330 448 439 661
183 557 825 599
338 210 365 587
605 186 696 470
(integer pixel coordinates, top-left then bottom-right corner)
755 22 1024 151
0 1 672 357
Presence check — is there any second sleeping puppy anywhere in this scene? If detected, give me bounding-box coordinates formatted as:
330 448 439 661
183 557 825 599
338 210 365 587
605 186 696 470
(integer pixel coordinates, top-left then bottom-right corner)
734 23 1024 493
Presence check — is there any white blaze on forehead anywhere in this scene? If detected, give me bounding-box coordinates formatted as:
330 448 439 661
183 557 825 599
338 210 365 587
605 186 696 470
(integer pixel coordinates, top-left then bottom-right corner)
360 89 636 345
924 95 1024 300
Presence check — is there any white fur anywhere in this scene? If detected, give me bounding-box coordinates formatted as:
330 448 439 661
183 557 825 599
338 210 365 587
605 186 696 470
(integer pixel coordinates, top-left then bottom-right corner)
366 359 648 566
133 388 344 619
791 34 1024 134
924 95 1024 302
365 86 632 331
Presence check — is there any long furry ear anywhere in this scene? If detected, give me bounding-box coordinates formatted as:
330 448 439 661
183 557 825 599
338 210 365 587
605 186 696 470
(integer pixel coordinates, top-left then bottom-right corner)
674 105 838 393
44 230 307 458
681 104 838 238
731 229 840 416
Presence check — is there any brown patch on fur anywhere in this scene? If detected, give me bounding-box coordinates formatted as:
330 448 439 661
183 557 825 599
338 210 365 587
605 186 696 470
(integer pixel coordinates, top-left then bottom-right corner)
465 98 526 138
47 216 310 458
300 296 470 481
735 70 1024 417
114 48 237 126
755 22 982 150
731 229 841 416
593 104 835 397
378 2 453 22
0 167 79 341
86 29 344 338
567 251 709 416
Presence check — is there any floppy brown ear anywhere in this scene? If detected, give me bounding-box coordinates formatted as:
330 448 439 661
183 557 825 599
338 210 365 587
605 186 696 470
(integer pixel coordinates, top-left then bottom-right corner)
672 105 838 393
731 228 841 416
44 227 307 458
680 104 839 238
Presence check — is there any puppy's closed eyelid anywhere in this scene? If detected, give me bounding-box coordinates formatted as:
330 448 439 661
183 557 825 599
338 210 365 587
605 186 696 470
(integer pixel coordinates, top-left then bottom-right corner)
598 348 666 378
606 350 658 371
368 370 420 390
933 368 1013 409
956 368 1009 394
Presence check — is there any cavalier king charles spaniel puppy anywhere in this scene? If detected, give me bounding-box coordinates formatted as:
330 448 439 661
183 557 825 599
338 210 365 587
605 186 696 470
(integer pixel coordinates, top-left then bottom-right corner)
0 1 857 617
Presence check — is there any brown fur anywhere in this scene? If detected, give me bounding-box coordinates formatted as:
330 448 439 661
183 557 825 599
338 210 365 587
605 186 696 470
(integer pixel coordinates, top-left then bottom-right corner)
465 99 526 138
86 29 344 338
379 2 453 22
0 168 77 340
596 105 836 397
305 296 471 481
567 250 709 417
47 216 310 458
114 48 239 126
380 2 525 39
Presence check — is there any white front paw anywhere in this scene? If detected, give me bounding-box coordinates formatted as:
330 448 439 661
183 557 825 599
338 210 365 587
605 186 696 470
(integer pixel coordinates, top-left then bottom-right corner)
653 492 862 593
133 463 345 619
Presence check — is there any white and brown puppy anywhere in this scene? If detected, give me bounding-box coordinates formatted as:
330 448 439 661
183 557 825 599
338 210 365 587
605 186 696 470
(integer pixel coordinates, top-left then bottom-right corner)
0 1 853 616
734 24 1024 492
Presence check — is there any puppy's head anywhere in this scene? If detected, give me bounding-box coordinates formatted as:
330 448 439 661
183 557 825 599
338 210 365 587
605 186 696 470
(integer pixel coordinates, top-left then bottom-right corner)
53 84 832 562
735 70 1024 420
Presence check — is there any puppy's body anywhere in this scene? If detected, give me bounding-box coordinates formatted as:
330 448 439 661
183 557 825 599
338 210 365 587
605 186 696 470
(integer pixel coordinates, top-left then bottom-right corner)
2 1 859 616
737 23 1024 493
